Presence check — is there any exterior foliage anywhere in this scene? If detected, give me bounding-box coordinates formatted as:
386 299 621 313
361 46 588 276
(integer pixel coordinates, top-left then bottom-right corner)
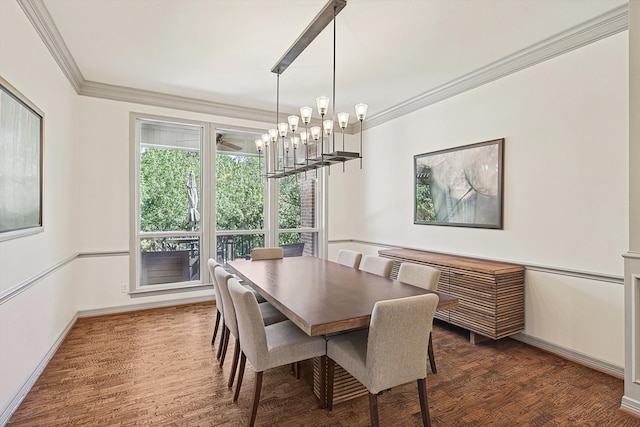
140 148 200 232
140 149 305 245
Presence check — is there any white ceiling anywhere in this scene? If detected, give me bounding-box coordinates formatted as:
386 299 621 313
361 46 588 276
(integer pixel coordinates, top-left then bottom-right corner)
42 0 627 125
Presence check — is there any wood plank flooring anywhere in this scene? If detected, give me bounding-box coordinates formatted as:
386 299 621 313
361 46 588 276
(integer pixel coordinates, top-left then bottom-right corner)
7 302 640 426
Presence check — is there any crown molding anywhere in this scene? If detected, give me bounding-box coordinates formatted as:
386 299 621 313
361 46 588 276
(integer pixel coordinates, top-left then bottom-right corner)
17 0 84 93
19 1 628 131
363 3 629 130
79 80 279 124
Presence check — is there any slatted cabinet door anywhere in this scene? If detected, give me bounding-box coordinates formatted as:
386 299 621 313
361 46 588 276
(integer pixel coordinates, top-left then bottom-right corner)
380 248 525 341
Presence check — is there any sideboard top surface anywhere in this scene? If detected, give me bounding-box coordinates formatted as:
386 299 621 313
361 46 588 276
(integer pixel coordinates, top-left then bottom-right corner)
379 248 524 275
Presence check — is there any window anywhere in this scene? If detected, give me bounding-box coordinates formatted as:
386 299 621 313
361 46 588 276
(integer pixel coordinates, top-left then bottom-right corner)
130 116 324 293
131 116 208 292
215 130 266 261
278 174 318 256
215 130 321 261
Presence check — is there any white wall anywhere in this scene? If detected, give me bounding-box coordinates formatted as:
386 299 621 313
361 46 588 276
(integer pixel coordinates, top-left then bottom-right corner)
0 0 80 420
329 32 628 368
73 96 276 312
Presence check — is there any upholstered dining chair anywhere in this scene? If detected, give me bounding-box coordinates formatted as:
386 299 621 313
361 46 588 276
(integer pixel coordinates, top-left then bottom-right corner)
397 262 441 374
336 249 362 269
214 267 287 389
228 278 327 427
251 247 284 260
207 259 226 357
359 255 394 278
208 258 264 355
326 294 439 427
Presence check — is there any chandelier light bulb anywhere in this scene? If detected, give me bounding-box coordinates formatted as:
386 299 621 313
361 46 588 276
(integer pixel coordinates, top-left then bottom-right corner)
284 139 290 151
300 131 308 145
254 139 263 152
337 112 349 129
288 115 299 133
323 119 333 136
278 122 288 137
355 103 368 121
261 133 270 147
268 128 278 143
316 96 329 116
300 106 313 124
292 136 300 149
310 126 321 141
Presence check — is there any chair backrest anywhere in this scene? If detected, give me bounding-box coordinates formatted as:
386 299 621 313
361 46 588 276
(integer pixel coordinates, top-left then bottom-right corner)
208 258 223 313
281 242 305 257
336 249 363 269
214 267 239 338
365 294 439 394
251 247 284 260
228 278 269 371
359 256 393 278
397 262 441 291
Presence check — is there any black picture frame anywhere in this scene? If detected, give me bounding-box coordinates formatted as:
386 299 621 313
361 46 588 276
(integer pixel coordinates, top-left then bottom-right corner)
414 138 504 229
0 76 44 241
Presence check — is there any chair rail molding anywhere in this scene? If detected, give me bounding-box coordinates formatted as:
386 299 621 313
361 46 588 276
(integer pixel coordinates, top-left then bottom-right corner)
328 238 624 285
0 251 129 305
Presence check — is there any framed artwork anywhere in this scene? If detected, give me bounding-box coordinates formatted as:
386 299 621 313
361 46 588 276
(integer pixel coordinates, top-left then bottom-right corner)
0 76 44 241
414 138 504 229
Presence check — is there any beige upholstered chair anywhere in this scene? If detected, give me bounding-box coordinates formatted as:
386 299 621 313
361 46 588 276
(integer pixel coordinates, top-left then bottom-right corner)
208 258 264 355
214 267 287 389
397 262 441 374
251 247 284 260
228 278 327 426
327 294 439 427
208 259 226 356
336 249 363 269
397 263 440 291
359 255 394 278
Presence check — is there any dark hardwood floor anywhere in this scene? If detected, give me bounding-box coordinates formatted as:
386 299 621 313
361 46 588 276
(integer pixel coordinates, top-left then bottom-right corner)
7 302 640 426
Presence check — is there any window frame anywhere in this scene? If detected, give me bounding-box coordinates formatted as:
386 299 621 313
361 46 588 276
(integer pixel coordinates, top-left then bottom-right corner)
129 113 213 294
129 114 328 294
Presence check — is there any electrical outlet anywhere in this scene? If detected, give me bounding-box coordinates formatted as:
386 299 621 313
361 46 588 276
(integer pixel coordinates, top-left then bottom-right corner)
121 282 128 293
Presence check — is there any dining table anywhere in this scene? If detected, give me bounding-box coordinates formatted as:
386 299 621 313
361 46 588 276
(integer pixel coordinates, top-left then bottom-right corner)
227 256 458 337
226 255 459 408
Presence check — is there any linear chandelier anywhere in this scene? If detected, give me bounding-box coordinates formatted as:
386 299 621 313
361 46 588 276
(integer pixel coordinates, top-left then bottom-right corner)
254 0 367 178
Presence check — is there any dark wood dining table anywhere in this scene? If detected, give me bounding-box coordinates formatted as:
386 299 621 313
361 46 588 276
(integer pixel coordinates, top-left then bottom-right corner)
227 256 458 337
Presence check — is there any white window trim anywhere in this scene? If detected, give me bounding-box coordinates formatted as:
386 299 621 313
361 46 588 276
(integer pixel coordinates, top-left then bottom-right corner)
129 113 212 294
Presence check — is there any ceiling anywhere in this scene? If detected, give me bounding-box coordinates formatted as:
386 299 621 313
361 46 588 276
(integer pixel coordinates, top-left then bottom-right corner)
40 0 627 127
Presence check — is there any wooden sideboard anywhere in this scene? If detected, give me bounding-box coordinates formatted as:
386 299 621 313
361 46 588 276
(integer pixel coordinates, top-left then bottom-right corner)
379 248 525 343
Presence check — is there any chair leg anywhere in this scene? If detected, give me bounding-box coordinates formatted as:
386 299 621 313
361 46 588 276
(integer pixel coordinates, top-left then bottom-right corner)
295 361 301 379
216 320 226 360
417 378 432 427
233 352 247 403
427 332 437 374
211 310 221 345
368 392 380 427
228 337 241 388
327 358 335 411
248 371 264 427
219 328 230 367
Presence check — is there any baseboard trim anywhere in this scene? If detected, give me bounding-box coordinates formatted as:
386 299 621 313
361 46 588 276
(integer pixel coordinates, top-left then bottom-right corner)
512 333 623 378
621 396 640 417
77 295 214 318
0 313 78 426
